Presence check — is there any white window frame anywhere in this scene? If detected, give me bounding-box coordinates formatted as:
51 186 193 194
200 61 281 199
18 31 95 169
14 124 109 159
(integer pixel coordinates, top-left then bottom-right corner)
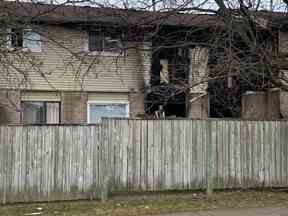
84 31 125 57
7 28 42 53
23 30 42 53
87 100 129 124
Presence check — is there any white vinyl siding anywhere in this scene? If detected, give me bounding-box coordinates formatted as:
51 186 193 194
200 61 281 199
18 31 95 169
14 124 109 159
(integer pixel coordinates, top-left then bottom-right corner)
21 91 61 101
0 25 150 92
87 92 129 102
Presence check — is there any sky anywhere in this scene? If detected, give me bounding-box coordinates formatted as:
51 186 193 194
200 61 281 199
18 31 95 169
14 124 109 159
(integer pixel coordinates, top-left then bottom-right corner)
17 0 287 11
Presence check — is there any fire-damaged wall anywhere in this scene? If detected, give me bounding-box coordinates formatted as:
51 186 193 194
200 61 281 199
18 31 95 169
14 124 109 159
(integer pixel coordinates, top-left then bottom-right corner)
147 46 189 117
146 45 210 119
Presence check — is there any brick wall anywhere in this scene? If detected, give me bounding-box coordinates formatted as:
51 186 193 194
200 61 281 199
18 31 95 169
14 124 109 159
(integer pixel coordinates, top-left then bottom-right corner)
129 92 145 117
0 90 21 124
187 93 209 119
61 92 88 124
242 90 281 120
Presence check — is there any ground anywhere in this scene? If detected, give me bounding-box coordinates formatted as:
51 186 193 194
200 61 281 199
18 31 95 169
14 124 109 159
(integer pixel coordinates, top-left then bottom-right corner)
1 190 288 216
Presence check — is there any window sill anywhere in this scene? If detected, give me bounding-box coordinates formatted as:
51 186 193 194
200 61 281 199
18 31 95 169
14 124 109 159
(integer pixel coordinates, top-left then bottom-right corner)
7 47 42 53
85 50 125 57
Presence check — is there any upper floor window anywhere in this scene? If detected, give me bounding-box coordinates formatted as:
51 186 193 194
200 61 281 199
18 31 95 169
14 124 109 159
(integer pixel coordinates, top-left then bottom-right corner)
10 28 41 52
88 30 123 53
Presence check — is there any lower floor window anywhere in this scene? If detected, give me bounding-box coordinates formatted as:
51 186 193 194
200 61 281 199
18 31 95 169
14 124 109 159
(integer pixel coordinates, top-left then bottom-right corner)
88 102 129 123
22 101 60 124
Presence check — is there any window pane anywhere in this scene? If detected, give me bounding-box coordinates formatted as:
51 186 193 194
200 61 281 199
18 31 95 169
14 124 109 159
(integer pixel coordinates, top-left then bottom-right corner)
11 29 23 47
46 102 60 124
89 31 103 51
89 104 127 123
23 31 41 52
23 102 45 124
104 37 122 51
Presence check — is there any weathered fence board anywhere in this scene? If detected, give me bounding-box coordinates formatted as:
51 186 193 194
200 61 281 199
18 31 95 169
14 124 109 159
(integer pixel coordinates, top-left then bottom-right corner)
0 125 101 203
1 119 288 204
103 119 288 192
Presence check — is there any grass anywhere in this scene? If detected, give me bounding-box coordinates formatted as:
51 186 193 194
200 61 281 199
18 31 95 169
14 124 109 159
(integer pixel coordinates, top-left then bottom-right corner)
1 190 288 216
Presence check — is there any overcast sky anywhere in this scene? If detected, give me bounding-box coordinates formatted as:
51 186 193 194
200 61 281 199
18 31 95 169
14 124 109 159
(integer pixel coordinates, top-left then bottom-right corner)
21 0 287 11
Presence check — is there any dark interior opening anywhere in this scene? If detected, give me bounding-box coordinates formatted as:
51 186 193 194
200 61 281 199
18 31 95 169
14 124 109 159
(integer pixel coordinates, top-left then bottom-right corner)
146 46 189 117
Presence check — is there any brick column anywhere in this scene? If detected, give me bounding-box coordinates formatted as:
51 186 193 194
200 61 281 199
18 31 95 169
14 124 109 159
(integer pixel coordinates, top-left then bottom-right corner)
0 90 21 124
187 47 210 118
61 92 88 124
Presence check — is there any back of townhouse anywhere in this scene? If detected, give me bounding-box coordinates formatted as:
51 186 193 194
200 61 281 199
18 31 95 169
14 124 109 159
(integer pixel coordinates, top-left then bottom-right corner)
1 2 288 124
0 2 214 125
0 22 152 124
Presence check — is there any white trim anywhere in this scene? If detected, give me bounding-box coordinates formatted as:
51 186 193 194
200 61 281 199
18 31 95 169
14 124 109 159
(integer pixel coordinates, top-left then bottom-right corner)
84 31 125 57
87 100 130 124
7 28 42 53
86 51 125 57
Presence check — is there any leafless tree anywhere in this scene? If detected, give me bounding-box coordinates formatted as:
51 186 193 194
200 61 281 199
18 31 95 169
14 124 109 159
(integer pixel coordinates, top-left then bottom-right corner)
1 0 288 118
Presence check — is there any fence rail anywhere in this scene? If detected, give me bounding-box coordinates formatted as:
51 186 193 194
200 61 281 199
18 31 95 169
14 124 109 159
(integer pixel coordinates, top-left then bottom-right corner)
0 119 288 203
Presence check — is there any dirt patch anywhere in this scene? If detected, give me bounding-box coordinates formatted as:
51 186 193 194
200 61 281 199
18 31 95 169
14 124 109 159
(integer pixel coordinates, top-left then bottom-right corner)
1 190 288 216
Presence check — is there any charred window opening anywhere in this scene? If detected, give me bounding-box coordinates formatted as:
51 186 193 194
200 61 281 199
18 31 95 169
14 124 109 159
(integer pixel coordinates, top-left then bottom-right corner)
147 47 189 117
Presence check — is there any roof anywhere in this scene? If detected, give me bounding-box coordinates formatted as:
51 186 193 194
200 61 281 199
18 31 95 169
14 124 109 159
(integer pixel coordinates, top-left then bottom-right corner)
254 11 288 28
0 1 220 28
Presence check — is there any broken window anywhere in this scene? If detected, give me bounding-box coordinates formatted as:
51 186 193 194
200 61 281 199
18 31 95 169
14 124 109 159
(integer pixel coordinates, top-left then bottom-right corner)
9 28 41 52
160 59 169 84
88 30 123 52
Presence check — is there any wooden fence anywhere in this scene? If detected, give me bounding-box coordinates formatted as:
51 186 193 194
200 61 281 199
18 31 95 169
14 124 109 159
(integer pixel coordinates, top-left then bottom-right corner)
103 119 288 192
0 125 102 203
1 119 288 203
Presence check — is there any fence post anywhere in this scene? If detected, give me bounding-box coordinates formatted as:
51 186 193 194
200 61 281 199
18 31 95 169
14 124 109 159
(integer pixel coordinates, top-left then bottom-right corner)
206 120 213 195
